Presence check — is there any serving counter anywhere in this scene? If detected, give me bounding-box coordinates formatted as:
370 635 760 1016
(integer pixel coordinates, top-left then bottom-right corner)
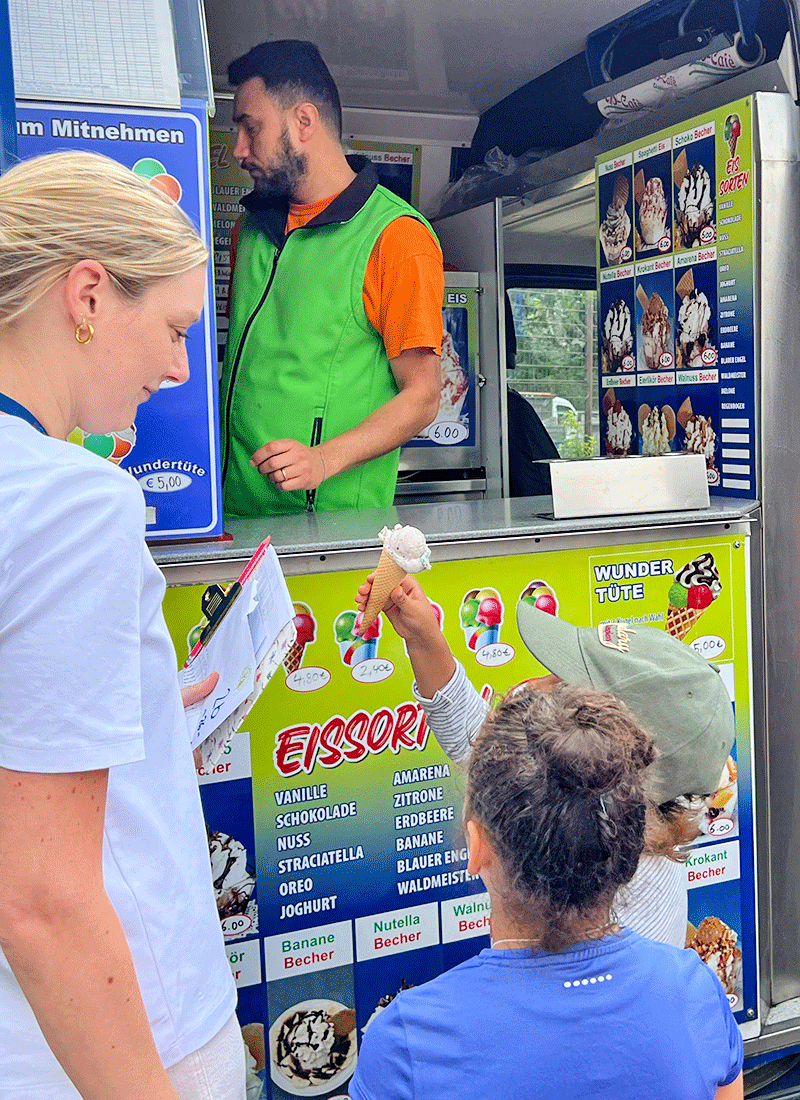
155 497 764 1094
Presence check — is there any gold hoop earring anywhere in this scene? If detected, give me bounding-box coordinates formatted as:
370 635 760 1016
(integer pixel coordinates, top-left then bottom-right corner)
75 319 94 344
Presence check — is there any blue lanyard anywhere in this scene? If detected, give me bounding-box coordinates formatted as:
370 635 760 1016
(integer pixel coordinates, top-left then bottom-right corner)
0 393 47 435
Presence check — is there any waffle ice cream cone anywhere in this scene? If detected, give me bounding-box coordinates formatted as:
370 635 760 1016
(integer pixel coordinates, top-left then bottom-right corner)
283 639 307 674
677 396 693 429
361 550 408 632
673 149 688 189
360 524 431 632
676 268 695 299
666 603 707 641
612 172 629 206
634 168 645 204
728 136 737 158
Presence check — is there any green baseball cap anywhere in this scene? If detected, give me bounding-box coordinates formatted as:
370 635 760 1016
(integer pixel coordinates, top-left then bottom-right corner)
515 603 734 803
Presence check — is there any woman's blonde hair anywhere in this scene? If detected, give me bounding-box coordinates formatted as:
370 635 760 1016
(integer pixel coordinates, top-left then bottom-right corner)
0 151 208 324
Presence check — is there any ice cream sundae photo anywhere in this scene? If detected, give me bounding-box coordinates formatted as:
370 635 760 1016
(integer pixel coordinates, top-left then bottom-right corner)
637 284 672 369
665 551 722 641
270 1000 357 1093
675 268 714 368
602 298 633 373
363 980 415 1032
207 829 256 921
700 755 738 837
678 396 718 478
686 917 742 1004
603 387 633 456
438 330 469 421
600 172 632 266
634 168 668 249
674 149 715 248
638 403 675 455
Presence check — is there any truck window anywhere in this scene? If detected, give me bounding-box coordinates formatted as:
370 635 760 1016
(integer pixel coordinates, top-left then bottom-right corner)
506 285 599 456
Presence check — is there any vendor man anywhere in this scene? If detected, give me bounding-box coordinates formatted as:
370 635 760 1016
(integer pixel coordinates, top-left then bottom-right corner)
221 40 444 515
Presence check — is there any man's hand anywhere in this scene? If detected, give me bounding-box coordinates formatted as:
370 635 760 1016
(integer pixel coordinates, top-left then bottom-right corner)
250 439 326 492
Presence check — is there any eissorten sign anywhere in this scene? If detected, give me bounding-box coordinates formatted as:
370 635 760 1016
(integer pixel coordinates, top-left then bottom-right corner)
16 100 223 541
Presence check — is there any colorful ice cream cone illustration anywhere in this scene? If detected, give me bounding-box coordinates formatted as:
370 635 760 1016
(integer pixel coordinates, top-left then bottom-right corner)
724 113 742 160
359 524 431 632
68 424 137 465
283 602 316 674
665 552 721 640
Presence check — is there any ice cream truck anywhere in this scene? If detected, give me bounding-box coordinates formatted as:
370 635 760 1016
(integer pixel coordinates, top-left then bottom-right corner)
6 0 800 1093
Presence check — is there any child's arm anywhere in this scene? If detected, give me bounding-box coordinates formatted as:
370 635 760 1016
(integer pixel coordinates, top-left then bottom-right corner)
356 575 489 766
356 574 455 698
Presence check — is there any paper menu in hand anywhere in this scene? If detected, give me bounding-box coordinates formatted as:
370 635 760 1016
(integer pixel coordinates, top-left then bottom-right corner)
180 539 296 764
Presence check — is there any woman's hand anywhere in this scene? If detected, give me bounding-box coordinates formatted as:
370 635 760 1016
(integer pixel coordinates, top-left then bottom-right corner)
181 671 219 709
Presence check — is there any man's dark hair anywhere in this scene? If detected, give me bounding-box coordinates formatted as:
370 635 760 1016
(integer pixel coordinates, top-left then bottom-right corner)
228 40 343 138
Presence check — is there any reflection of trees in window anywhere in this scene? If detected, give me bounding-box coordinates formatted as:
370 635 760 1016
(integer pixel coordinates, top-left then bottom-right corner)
507 287 599 452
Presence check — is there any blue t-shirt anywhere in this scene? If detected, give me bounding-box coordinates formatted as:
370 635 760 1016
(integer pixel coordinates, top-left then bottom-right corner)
349 929 742 1100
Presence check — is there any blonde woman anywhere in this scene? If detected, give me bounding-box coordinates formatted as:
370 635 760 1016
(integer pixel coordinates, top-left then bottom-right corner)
0 153 244 1100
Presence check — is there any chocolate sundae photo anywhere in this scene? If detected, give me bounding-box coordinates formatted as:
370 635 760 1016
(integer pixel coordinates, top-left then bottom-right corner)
675 267 715 369
634 157 671 253
638 402 676 456
673 146 716 249
599 170 632 267
686 917 743 1007
269 999 357 1095
601 296 633 374
603 386 635 456
678 395 719 483
636 281 672 371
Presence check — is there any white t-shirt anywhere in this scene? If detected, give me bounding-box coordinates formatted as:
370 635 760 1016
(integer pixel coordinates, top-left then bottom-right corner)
412 660 688 948
0 417 236 1096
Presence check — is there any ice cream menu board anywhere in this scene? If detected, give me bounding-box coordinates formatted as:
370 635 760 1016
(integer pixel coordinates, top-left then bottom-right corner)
597 96 756 498
163 530 759 1096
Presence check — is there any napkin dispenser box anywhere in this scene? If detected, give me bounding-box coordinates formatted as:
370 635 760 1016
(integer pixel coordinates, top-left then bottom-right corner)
549 452 710 520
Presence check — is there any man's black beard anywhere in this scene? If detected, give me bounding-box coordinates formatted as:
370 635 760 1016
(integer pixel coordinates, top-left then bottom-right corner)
253 130 308 201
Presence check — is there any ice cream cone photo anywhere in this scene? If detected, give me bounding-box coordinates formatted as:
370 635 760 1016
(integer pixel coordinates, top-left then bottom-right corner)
358 523 431 632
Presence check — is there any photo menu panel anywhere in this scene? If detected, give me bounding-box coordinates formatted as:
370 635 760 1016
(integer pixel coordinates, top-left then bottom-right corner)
597 97 756 498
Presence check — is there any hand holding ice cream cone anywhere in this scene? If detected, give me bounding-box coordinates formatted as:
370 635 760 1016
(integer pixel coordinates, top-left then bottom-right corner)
357 524 431 633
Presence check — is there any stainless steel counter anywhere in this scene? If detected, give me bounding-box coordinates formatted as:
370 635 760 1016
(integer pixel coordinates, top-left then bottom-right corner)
153 496 760 584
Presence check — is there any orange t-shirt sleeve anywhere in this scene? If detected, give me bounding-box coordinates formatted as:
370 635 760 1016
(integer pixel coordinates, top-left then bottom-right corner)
363 217 444 361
